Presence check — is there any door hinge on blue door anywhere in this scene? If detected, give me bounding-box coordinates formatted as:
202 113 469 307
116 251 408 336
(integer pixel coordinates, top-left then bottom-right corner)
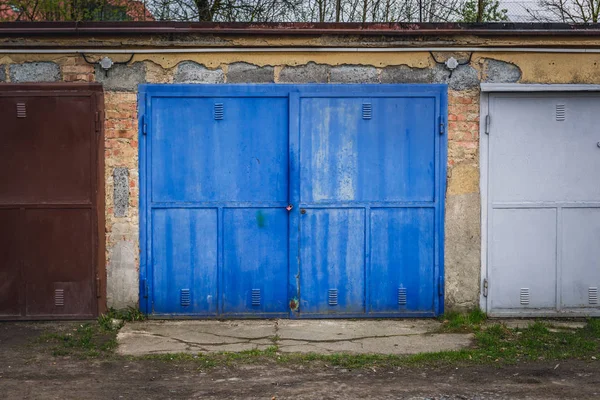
141 115 147 135
439 116 445 135
438 276 444 296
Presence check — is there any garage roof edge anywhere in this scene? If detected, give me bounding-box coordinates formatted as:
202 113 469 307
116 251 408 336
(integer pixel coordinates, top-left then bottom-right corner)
3 22 600 37
481 83 600 92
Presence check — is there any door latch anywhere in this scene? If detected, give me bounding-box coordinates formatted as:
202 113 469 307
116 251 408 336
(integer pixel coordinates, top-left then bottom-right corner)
286 204 293 211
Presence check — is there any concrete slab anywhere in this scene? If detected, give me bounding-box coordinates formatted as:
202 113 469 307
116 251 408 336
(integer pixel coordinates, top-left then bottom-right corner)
278 333 474 355
117 319 474 356
118 320 276 356
277 319 441 341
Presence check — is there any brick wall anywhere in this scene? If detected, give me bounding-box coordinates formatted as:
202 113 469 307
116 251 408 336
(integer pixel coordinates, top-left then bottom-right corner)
1 53 518 311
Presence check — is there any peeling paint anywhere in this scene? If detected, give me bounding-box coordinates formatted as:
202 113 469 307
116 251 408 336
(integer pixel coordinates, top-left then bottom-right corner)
256 210 266 228
447 164 479 196
4 51 600 85
289 297 299 312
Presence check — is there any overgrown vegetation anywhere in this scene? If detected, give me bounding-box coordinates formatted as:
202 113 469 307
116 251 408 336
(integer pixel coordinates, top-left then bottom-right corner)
37 323 118 358
37 307 145 358
36 312 600 369
98 306 146 331
438 308 488 333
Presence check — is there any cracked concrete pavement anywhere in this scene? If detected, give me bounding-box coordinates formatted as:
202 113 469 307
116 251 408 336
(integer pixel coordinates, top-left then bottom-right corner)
117 319 474 356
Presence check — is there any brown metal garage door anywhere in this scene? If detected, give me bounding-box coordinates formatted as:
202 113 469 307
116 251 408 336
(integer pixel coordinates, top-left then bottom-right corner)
0 84 105 320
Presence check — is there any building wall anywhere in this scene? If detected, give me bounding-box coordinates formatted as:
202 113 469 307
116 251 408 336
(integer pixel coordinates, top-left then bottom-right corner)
2 47 599 311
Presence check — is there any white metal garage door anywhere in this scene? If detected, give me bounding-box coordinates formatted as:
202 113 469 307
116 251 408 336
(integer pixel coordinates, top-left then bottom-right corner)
482 89 600 316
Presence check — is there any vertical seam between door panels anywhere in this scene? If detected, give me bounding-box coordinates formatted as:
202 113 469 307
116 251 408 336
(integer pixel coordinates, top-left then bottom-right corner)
556 206 562 311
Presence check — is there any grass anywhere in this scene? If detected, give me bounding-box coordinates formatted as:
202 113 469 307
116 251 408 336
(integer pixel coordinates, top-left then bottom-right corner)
98 306 146 331
437 308 488 333
36 307 145 358
37 323 118 358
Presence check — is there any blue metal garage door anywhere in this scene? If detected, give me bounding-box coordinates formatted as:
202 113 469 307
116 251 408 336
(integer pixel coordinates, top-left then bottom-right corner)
139 84 447 318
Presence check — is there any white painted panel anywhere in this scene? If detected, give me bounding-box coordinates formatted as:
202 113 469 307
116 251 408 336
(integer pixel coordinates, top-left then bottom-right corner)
561 208 600 308
490 94 600 203
490 208 556 310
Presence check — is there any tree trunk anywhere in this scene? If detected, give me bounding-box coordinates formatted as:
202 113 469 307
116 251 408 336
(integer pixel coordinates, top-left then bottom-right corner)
477 0 484 22
196 0 212 21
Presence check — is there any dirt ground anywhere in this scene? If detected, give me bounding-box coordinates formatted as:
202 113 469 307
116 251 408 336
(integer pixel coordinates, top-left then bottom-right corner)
1 322 599 400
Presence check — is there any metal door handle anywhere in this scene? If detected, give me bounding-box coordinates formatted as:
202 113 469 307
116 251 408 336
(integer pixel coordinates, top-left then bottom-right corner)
597 142 600 148
286 204 293 211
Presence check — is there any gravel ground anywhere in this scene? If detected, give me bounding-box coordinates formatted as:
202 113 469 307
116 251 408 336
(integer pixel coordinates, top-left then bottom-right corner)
1 322 599 400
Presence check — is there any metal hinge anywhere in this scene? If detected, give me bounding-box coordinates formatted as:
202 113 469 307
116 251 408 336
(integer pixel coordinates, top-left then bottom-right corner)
96 275 101 298
439 116 445 135
141 279 149 298
438 276 444 296
141 115 147 136
485 115 490 135
483 278 489 297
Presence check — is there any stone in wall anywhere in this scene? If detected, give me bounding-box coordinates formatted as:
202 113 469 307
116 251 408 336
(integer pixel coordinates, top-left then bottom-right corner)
329 65 379 83
381 63 478 91
96 62 146 92
279 62 329 83
0 65 6 82
9 62 60 82
227 62 274 83
381 64 449 84
113 167 129 217
448 65 479 91
174 62 225 83
483 59 522 83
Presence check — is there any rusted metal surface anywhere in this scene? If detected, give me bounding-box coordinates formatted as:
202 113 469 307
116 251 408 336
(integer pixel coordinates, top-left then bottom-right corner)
289 298 299 312
0 83 105 320
2 22 600 37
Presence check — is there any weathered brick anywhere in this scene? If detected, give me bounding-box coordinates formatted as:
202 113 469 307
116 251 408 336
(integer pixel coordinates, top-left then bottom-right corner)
106 129 136 139
106 119 135 131
106 110 136 120
145 61 173 83
63 65 94 74
105 92 137 103
64 73 94 82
